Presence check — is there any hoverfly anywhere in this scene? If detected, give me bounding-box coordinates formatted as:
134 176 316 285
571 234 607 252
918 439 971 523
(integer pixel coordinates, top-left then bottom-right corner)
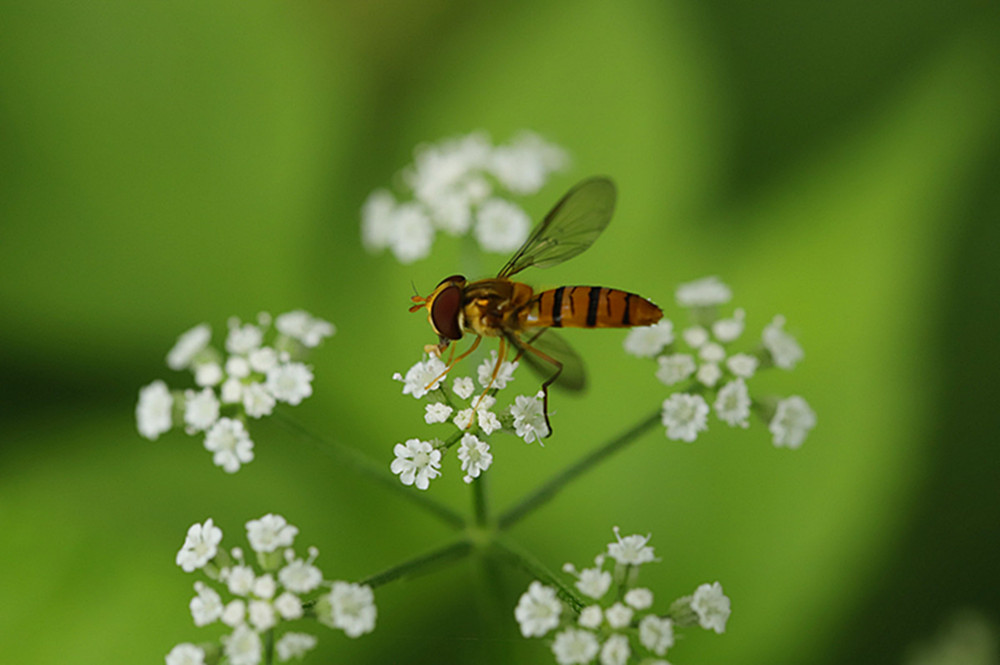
409 177 663 436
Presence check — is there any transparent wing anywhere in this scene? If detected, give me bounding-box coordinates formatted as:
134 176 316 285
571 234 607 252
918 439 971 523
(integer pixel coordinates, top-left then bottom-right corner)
505 328 586 392
497 177 616 279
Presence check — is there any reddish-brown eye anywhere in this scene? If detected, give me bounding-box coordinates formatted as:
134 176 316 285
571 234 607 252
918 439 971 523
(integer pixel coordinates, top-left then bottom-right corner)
431 285 463 340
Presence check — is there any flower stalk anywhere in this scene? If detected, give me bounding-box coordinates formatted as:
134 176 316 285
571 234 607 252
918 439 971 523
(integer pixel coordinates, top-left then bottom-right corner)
497 409 662 530
359 539 474 589
271 413 465 529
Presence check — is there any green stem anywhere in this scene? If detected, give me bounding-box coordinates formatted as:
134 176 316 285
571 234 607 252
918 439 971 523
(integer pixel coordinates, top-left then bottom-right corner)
497 409 662 530
440 429 466 451
270 413 466 530
359 538 474 588
264 627 274 665
472 472 491 527
491 534 584 613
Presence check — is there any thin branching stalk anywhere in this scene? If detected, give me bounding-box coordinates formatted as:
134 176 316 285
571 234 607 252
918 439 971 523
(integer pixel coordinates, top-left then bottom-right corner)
491 534 584 613
473 472 491 527
359 539 474 588
264 628 274 665
497 409 662 530
271 413 466 529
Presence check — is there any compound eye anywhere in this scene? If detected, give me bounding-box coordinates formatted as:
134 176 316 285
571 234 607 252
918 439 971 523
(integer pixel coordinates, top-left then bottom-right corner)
436 274 466 288
430 285 463 341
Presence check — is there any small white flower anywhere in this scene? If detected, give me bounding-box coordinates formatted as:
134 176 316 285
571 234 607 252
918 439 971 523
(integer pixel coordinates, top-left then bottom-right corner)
578 605 603 629
424 402 453 424
457 433 493 484
275 632 317 662
279 559 324 594
655 354 696 386
274 591 303 620
475 394 497 412
245 514 298 554
624 587 654 610
190 581 223 626
682 326 710 349
769 396 816 449
550 628 600 665
605 602 633 629
514 581 562 638
167 323 211 371
176 518 223 573
406 132 491 205
762 315 804 369
266 362 314 406
165 643 206 665
661 393 709 442
428 190 474 234
453 408 475 431
675 276 732 308
220 377 243 404
488 131 568 195
607 526 656 566
275 310 335 348
184 388 220 433
361 188 396 252
475 198 531 253
194 362 223 387
225 564 256 596
226 355 251 379
714 379 751 428
712 308 746 342
326 581 377 638
389 202 434 264
204 418 255 473
453 376 475 399
242 382 276 419
477 350 518 389
699 342 726 363
696 362 722 388
252 574 276 600
390 439 442 490
574 567 612 599
726 352 759 379
510 392 549 443
600 634 631 665
226 322 263 355
692 581 731 634
639 615 674 656
248 599 277 632
221 599 246 628
136 380 173 440
248 347 278 374
223 623 262 665
393 356 447 399
478 409 502 435
623 320 675 358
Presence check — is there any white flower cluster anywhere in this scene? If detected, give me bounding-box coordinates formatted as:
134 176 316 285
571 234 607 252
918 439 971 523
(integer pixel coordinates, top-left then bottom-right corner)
136 311 334 472
623 276 816 448
390 352 548 489
515 527 731 665
361 131 569 263
166 514 376 665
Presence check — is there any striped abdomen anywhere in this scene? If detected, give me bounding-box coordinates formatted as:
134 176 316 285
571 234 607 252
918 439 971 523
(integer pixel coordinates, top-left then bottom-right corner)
523 286 662 329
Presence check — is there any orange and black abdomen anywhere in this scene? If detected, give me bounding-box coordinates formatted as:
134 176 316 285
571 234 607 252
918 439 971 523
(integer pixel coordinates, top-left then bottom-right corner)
524 286 662 329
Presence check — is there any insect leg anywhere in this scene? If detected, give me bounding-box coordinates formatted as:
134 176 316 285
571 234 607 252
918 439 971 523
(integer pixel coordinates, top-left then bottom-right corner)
510 336 563 437
424 335 482 390
472 336 507 414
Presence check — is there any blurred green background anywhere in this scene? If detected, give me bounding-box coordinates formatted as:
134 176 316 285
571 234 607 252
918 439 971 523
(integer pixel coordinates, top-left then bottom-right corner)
2 1 999 663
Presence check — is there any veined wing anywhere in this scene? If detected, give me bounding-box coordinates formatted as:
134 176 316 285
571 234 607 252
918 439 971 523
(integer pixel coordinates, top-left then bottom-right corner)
505 328 586 392
497 177 616 279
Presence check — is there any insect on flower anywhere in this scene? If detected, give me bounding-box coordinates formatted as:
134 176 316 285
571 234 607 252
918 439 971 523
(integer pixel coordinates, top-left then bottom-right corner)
409 177 663 435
